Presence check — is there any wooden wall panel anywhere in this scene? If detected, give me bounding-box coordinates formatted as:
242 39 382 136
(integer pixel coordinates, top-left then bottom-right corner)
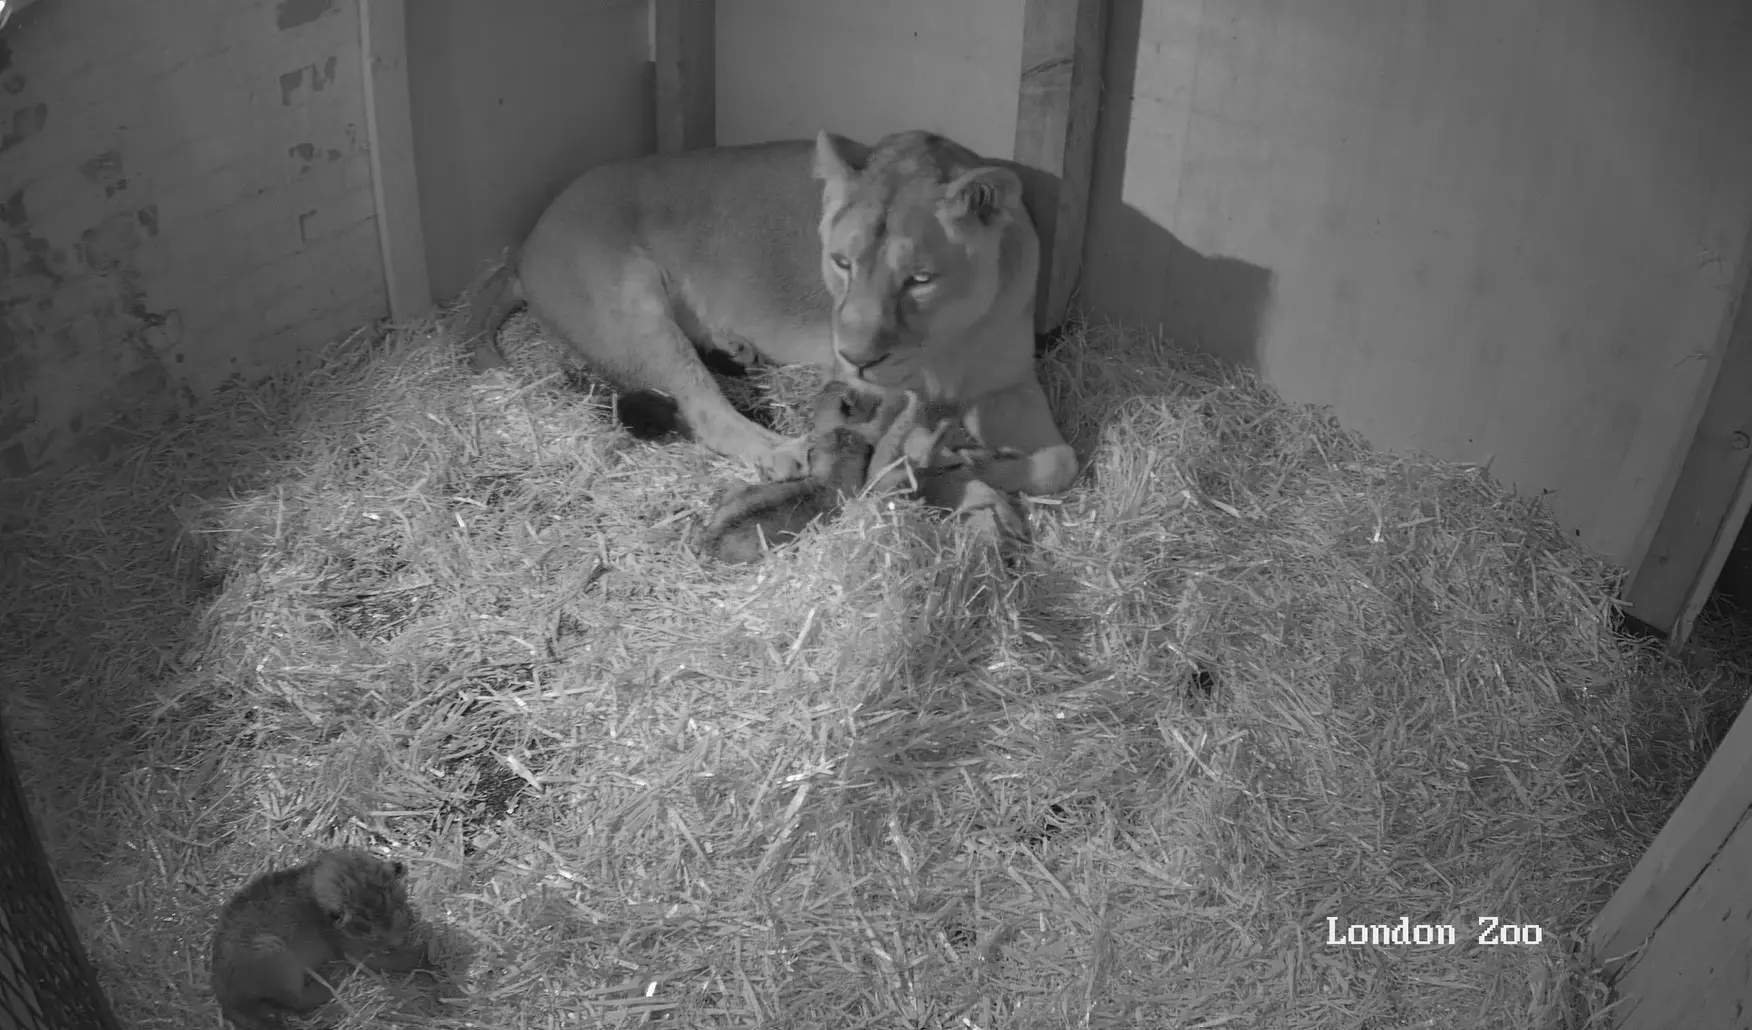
1592 695 1752 1025
1083 0 1752 568
404 0 652 304
1013 0 1107 334
716 0 1023 162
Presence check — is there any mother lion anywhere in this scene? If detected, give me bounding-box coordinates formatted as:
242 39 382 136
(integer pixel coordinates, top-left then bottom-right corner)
467 129 1078 501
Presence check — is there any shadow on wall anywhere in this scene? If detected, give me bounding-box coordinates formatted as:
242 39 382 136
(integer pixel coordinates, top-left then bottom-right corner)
1075 0 1275 372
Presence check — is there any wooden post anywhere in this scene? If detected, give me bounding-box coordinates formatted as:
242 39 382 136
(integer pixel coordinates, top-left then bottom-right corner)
1624 222 1752 647
1013 0 1108 334
1591 696 1752 990
360 0 434 321
654 0 715 154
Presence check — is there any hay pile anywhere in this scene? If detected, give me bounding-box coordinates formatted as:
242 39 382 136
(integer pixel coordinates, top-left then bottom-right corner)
0 310 1729 1029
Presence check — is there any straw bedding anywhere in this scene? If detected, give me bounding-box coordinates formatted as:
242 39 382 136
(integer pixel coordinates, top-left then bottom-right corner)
0 306 1736 1029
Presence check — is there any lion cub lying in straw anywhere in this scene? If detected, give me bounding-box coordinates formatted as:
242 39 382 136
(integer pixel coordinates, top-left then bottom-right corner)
698 379 1025 564
210 848 433 1030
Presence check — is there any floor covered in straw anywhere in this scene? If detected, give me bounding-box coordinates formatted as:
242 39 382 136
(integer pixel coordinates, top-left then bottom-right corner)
0 306 1743 1029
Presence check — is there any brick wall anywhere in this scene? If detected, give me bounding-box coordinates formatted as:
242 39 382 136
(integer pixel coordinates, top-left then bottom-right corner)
0 0 387 477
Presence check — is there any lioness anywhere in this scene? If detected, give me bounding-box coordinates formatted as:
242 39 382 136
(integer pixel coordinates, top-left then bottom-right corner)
466 129 1078 500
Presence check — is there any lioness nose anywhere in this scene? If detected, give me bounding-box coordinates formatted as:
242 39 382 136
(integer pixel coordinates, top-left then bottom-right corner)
836 349 889 372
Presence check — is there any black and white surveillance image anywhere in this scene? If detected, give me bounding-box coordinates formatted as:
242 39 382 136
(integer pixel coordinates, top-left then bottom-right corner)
1 2 1749 1028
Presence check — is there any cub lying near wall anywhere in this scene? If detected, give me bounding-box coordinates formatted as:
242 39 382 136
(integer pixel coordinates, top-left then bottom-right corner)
464 128 1078 503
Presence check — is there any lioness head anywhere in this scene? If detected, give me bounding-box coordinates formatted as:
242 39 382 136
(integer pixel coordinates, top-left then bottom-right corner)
812 130 1034 391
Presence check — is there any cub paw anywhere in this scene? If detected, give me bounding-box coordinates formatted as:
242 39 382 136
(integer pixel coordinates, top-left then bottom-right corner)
957 480 1029 548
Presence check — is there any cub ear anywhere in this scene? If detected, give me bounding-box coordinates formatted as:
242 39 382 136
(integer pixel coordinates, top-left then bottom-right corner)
940 166 1022 228
812 130 868 183
390 860 406 879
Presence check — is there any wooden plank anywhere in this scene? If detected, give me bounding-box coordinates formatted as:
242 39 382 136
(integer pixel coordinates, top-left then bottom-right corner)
1675 466 1752 647
1012 0 1108 334
359 0 434 322
654 0 715 154
1603 792 1752 1028
1591 694 1752 981
1624 225 1752 645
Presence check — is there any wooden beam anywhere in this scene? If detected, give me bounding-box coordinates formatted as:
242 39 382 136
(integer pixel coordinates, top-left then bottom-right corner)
360 0 434 322
1013 0 1108 335
1591 695 1752 981
1605 803 1752 1028
1674 463 1752 646
654 0 715 154
1624 225 1752 646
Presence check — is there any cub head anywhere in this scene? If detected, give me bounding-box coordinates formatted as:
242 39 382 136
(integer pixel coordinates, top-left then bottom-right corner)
812 130 1035 391
810 378 884 431
311 849 415 946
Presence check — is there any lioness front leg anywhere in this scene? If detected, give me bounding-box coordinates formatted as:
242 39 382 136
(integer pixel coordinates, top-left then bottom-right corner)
579 258 809 480
960 375 1078 496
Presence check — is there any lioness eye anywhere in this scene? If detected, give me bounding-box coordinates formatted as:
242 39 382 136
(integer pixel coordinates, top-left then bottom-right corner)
905 273 936 289
830 255 851 272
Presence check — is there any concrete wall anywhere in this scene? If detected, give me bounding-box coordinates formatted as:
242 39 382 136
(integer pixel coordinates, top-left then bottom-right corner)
1085 0 1752 570
0 0 387 477
405 0 652 304
715 0 1023 160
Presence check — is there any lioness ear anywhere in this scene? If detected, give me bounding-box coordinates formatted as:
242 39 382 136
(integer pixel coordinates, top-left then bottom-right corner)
814 131 867 212
812 131 867 184
941 166 1022 228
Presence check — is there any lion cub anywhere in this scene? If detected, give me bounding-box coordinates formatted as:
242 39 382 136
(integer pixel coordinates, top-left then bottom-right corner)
210 848 429 1030
698 381 942 563
850 387 1033 550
